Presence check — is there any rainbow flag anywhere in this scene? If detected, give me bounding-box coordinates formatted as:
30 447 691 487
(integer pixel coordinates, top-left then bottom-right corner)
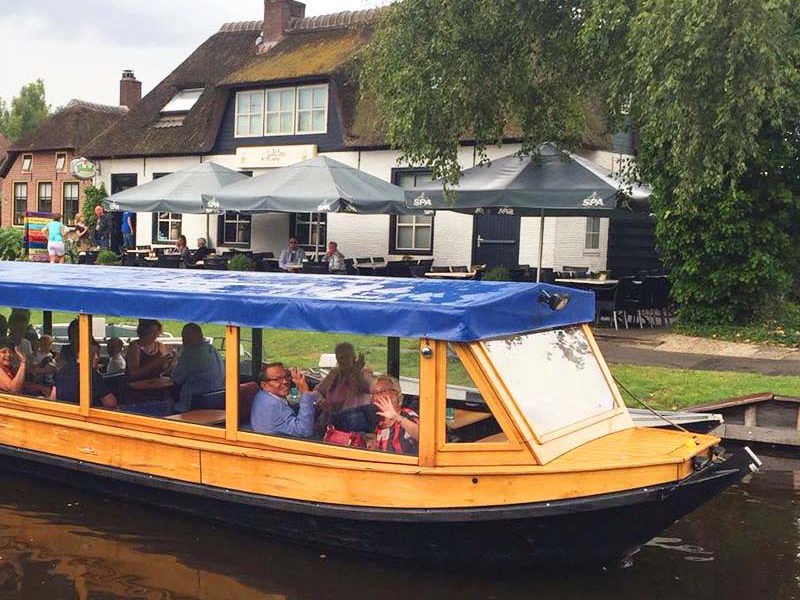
24 212 52 262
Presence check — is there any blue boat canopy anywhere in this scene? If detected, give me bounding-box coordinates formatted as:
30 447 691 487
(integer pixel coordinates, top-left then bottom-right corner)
0 263 594 342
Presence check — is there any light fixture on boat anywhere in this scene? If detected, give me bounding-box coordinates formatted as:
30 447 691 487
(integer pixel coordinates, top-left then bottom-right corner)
420 340 433 358
538 290 570 311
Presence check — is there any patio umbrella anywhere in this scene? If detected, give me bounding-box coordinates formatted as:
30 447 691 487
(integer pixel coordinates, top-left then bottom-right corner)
104 161 250 214
201 155 411 215
404 144 651 280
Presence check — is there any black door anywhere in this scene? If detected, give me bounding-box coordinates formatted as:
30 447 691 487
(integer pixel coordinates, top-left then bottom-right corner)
110 174 138 252
472 211 521 268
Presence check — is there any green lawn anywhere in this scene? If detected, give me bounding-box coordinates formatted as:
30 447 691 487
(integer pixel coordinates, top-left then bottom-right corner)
5 308 800 409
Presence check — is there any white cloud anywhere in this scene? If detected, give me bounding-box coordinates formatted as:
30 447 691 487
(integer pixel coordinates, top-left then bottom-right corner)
0 0 392 108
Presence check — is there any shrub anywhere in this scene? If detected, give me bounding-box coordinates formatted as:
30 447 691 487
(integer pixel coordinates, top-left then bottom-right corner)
227 254 255 272
96 250 119 266
482 267 511 281
82 184 107 228
0 227 23 261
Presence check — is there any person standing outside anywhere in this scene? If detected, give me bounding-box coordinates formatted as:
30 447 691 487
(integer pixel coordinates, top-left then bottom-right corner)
121 211 135 249
324 241 347 274
73 213 90 251
45 213 68 264
278 237 306 272
92 205 110 250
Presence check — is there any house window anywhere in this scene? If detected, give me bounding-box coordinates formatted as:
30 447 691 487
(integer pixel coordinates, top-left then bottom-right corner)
161 88 203 113
235 90 264 137
265 88 295 135
291 213 327 250
37 182 53 213
13 183 27 226
21 155 32 172
63 182 80 225
55 153 67 171
218 212 252 246
296 85 328 134
585 217 601 250
155 213 182 243
390 169 434 255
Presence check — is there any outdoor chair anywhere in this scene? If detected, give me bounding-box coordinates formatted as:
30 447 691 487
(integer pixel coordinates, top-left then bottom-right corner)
355 257 371 264
371 256 386 263
639 276 671 326
384 261 413 278
410 259 433 277
156 254 183 269
562 266 589 277
303 261 330 274
451 265 469 273
202 256 228 270
121 251 138 267
594 284 622 330
510 265 531 282
430 266 449 273
539 268 555 284
344 258 357 275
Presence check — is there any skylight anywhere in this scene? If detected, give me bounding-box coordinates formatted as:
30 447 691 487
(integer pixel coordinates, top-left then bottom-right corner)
161 88 204 114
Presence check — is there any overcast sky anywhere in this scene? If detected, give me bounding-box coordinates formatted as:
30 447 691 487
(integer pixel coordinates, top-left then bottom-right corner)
0 0 392 109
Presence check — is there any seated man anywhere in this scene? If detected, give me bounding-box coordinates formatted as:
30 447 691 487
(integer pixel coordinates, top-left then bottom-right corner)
278 237 306 272
324 241 347 274
192 237 212 263
251 362 315 438
170 323 225 412
51 340 117 408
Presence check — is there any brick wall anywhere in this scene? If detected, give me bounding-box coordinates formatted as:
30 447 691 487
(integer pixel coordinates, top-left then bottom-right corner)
1 150 90 227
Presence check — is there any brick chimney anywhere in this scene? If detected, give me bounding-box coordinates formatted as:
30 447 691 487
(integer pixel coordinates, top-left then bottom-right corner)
119 70 142 109
260 0 305 53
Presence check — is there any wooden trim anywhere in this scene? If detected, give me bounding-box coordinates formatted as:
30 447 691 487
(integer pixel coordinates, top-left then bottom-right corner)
225 325 239 442
78 314 91 417
582 324 627 410
416 339 437 467
88 408 227 442
0 392 80 417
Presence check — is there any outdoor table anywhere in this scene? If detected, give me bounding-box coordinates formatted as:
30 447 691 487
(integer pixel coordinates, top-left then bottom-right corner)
355 262 388 276
128 376 174 402
125 249 149 256
424 271 477 280
555 278 618 286
447 409 492 430
165 409 226 426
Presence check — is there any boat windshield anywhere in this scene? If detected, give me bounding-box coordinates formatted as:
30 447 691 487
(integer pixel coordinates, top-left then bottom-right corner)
483 326 616 437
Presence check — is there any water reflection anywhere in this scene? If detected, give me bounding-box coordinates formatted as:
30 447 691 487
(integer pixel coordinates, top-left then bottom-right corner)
0 457 795 600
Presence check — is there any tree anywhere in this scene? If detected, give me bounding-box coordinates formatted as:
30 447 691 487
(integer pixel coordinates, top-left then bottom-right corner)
583 0 800 323
362 0 591 184
1 79 50 142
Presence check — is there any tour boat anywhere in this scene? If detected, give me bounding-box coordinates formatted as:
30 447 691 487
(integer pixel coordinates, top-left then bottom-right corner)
0 262 759 566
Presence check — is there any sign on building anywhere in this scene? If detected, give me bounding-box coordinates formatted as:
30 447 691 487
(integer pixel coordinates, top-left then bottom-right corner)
235 145 317 169
70 157 97 180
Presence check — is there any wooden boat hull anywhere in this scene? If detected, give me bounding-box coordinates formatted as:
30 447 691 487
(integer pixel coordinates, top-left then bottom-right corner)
0 443 757 566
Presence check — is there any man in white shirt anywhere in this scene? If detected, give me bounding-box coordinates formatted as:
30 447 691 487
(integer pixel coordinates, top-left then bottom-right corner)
278 237 306 272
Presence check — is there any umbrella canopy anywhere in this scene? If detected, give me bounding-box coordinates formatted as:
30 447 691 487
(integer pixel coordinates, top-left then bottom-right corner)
405 144 650 216
201 155 411 215
105 162 250 214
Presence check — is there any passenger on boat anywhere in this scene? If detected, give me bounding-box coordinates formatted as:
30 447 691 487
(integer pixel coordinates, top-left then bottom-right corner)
170 323 224 412
278 237 306 272
314 342 372 434
251 363 315 438
0 339 28 394
56 319 79 367
370 375 419 455
0 314 6 339
105 338 126 376
28 334 57 386
6 313 32 365
126 319 173 382
52 340 118 408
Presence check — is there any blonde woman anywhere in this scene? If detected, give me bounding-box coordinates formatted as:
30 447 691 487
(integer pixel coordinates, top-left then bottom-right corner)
73 213 90 250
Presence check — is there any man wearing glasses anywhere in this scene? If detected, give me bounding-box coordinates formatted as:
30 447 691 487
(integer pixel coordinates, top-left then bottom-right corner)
251 362 315 438
278 237 306 272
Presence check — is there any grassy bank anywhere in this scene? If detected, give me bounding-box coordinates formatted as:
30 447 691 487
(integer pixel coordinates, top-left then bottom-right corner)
673 301 800 347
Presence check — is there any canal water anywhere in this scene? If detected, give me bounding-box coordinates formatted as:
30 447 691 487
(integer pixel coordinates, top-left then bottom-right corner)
0 452 795 600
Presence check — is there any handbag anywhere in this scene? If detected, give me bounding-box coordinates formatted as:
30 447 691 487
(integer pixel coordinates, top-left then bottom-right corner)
323 425 366 448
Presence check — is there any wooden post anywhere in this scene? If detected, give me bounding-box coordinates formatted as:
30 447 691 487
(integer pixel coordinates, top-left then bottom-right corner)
416 338 439 467
251 328 263 379
78 314 91 417
225 325 240 442
43 311 53 336
387 337 400 378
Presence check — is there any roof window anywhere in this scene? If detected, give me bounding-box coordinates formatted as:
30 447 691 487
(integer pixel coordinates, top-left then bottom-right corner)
161 88 204 114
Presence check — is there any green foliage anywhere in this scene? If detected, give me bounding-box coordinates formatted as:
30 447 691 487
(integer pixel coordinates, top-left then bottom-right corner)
362 0 589 184
82 184 107 228
481 267 511 281
95 250 119 266
0 79 50 142
227 254 255 272
0 227 23 261
583 0 800 324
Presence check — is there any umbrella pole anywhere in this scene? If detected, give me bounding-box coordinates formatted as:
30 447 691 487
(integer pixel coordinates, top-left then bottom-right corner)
314 212 320 258
537 209 545 283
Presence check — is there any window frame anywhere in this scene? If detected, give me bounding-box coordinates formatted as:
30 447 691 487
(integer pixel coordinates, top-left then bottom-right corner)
584 216 601 251
55 152 67 172
390 168 435 256
37 181 53 214
161 88 204 114
62 182 80 225
264 87 297 136
152 212 183 244
12 182 28 227
290 212 327 250
217 211 252 248
295 84 329 135
234 90 265 138
21 154 32 172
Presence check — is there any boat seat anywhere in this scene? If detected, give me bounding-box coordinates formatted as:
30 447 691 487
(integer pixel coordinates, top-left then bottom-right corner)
191 381 259 423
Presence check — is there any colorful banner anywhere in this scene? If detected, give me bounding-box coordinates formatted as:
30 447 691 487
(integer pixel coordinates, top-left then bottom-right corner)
24 212 52 262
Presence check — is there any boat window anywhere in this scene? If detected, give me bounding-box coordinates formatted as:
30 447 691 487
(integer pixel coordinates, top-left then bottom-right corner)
242 332 421 457
444 344 503 443
483 327 616 437
0 307 65 405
